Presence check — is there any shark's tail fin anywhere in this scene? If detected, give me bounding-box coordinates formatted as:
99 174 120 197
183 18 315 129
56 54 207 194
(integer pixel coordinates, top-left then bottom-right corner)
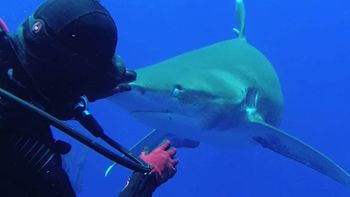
233 0 246 40
245 116 350 186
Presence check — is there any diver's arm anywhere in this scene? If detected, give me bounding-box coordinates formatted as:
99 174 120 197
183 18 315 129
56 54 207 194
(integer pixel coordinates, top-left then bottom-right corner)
118 172 158 197
119 140 178 197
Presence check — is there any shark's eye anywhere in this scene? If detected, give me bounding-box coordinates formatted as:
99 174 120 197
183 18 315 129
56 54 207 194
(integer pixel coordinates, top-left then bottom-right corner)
172 85 183 97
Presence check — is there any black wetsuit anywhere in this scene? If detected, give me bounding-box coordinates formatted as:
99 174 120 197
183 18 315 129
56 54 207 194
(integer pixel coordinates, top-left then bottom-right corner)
0 27 157 197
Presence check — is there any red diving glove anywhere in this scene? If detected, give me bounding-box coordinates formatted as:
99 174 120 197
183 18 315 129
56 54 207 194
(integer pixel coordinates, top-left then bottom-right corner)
140 140 179 185
0 18 10 32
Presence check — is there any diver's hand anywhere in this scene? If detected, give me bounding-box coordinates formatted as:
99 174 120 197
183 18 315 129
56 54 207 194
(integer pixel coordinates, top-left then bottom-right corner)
0 18 10 32
87 69 136 101
140 140 179 185
110 70 137 93
100 57 137 96
115 55 137 84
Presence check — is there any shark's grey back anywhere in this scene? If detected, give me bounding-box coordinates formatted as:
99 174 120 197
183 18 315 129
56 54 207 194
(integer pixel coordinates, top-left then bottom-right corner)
136 38 284 126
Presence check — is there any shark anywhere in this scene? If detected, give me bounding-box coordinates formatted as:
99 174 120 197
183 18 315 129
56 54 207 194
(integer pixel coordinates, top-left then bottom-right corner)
107 0 350 186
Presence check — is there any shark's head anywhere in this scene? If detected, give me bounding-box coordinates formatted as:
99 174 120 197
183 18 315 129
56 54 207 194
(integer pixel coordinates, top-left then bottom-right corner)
109 40 284 140
111 65 246 139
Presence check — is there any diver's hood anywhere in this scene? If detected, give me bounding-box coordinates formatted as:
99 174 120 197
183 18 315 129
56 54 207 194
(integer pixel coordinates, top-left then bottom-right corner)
10 0 127 119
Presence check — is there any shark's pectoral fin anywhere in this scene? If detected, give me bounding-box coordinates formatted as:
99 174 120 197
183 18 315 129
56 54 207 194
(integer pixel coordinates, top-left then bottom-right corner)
246 119 350 186
169 137 200 149
104 129 200 177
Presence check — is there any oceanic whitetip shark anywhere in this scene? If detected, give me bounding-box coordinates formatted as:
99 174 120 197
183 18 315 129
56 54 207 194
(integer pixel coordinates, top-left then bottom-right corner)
107 0 350 186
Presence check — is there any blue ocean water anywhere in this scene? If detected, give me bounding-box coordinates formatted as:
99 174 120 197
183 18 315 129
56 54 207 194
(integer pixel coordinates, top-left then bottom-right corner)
1 0 350 196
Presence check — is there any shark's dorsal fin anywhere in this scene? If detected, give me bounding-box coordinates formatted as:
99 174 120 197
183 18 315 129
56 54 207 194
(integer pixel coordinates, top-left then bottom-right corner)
233 0 246 40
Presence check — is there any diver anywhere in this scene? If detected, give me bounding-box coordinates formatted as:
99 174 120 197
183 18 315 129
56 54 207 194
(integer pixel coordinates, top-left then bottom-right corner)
0 0 178 196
